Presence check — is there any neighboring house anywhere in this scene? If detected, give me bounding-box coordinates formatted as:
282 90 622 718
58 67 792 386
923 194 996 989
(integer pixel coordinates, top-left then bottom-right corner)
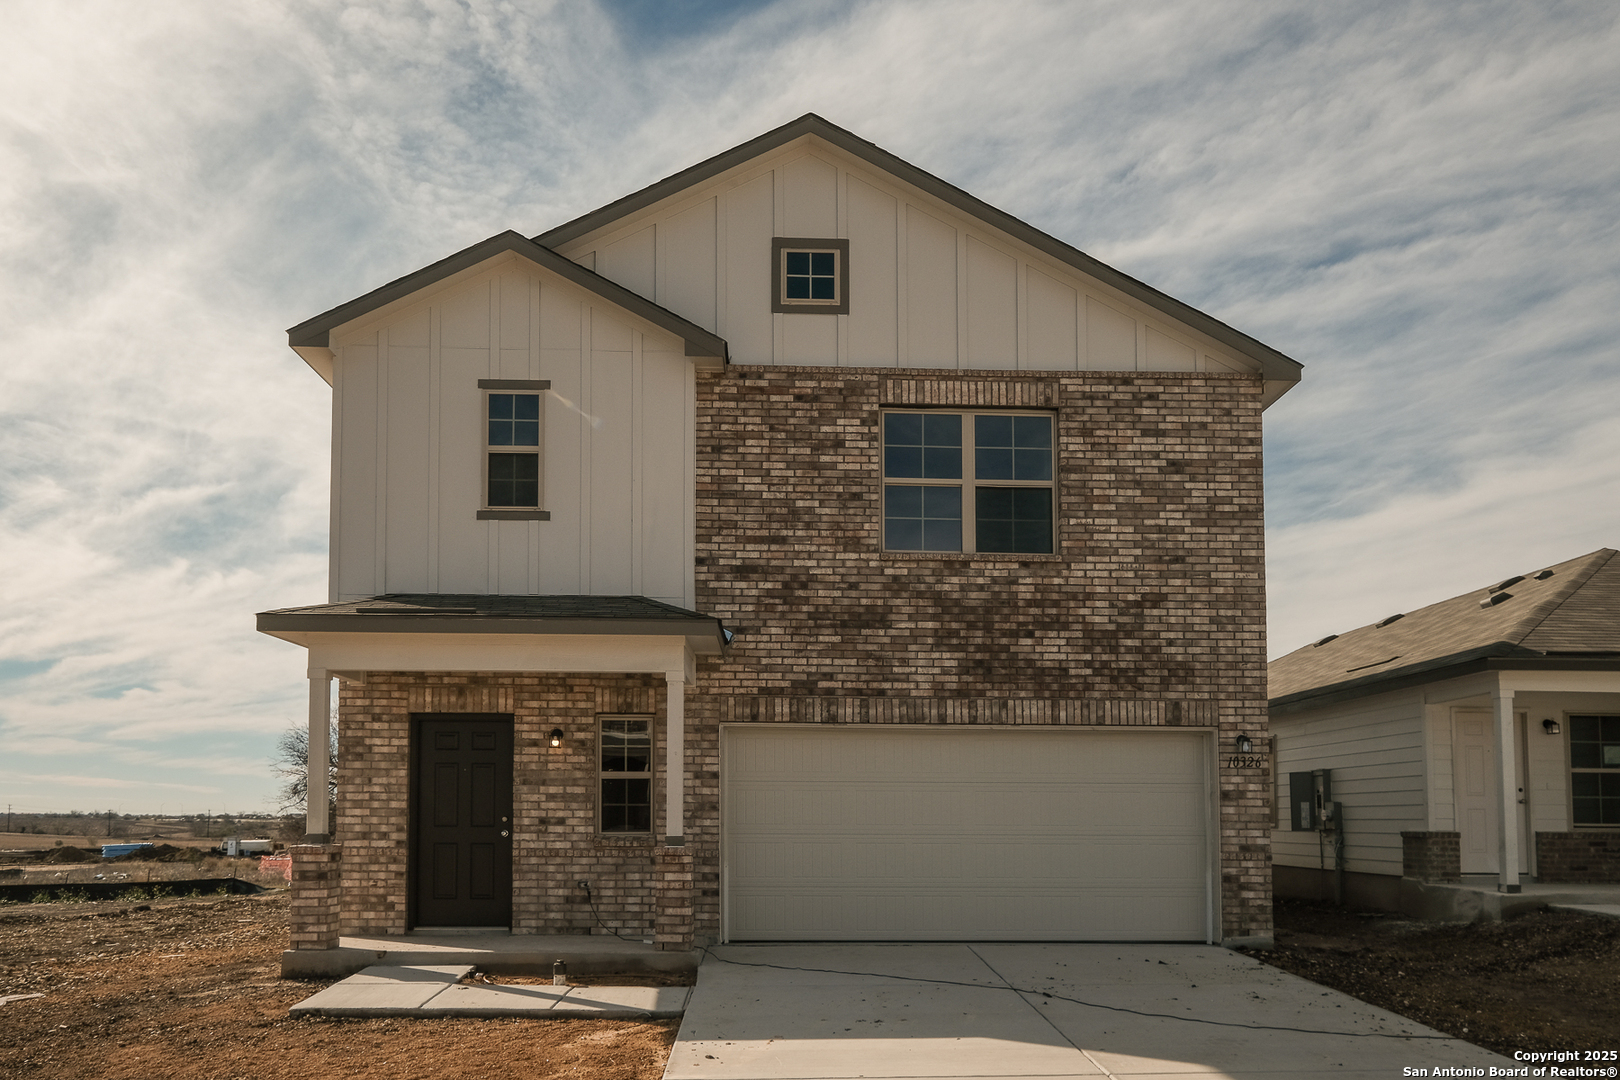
257 113 1302 953
1270 548 1620 911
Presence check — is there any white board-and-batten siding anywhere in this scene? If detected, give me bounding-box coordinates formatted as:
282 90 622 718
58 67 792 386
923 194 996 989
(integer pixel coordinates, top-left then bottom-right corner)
1272 692 1427 878
563 143 1256 377
329 263 695 607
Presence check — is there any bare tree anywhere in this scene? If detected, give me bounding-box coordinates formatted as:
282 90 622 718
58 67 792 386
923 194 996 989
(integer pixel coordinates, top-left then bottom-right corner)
273 716 338 834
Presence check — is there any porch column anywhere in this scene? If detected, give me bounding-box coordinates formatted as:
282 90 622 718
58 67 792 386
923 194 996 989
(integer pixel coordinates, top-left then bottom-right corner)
1492 687 1520 892
306 667 331 843
664 669 686 846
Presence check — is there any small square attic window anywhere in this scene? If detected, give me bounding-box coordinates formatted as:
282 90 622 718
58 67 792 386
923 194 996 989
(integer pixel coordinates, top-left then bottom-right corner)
772 237 849 314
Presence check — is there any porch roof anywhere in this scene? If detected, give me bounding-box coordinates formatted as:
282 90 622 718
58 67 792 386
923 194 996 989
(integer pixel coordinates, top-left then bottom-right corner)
256 593 730 654
1270 547 1620 712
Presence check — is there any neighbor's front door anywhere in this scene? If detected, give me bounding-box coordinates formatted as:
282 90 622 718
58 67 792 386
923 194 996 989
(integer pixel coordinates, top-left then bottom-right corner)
1453 708 1530 876
413 715 513 927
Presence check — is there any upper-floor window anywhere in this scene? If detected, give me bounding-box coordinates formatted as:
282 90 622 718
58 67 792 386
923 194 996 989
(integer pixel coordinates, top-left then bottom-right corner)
772 237 849 314
1571 714 1620 827
477 379 549 520
882 410 1055 554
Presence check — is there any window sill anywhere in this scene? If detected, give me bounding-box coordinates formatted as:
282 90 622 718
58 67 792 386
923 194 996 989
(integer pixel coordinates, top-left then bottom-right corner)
478 509 551 521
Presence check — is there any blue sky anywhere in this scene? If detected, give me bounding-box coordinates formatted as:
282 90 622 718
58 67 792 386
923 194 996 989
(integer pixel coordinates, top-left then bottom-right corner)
1 0 1616 815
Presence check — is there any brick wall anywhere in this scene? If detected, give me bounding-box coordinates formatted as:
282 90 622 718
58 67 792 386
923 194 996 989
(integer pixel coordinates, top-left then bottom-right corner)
336 672 669 937
691 366 1272 942
1401 831 1461 882
288 844 342 950
1536 831 1620 883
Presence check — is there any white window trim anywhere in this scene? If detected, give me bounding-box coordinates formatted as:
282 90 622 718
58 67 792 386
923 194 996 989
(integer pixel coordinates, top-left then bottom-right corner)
477 379 550 521
1569 712 1620 829
881 409 1057 555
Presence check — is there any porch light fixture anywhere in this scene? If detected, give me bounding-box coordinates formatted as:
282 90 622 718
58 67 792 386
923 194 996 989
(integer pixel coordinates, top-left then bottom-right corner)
549 728 564 747
1236 734 1254 754
1543 719 1562 735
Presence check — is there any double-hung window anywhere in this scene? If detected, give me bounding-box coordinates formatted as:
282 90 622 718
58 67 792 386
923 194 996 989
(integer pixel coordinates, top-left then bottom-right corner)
1570 715 1620 826
599 716 653 835
882 411 1055 554
478 379 549 520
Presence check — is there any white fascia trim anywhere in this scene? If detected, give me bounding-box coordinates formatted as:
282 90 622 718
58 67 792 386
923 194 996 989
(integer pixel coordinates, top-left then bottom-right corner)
282 631 691 676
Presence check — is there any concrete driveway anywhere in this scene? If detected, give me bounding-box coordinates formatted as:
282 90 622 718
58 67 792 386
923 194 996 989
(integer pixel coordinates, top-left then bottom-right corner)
665 944 1514 1079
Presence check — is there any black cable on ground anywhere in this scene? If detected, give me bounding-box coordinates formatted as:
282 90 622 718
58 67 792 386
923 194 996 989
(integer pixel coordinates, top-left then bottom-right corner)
695 946 1457 1041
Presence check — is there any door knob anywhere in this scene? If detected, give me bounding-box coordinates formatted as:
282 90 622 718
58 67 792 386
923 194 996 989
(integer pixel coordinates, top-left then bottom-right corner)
500 830 510 837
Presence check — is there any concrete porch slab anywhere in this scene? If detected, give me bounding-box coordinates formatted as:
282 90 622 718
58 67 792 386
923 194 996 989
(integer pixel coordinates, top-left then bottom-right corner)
1400 876 1620 922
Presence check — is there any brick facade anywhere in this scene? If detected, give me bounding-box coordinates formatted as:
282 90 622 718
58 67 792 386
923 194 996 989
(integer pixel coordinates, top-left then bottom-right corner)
288 844 342 950
334 672 671 938
324 365 1274 945
1401 831 1461 882
691 366 1272 942
1535 831 1620 883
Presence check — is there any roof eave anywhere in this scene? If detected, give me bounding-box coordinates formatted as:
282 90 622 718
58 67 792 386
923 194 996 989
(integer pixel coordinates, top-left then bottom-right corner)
1269 651 1620 716
256 611 728 655
538 113 1303 399
285 230 728 368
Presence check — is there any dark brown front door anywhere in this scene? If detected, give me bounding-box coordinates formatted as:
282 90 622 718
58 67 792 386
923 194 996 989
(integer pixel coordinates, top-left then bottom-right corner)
412 715 513 927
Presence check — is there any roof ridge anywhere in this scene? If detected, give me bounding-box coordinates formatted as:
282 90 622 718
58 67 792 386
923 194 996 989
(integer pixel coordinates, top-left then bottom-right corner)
533 114 1302 389
1506 548 1617 648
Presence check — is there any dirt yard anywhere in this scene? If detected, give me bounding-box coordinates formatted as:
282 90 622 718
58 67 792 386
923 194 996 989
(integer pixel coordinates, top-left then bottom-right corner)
0 891 676 1080
1250 899 1620 1058
6 889 1617 1077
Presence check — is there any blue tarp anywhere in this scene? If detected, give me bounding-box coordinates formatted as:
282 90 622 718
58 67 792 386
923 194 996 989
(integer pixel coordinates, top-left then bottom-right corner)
100 842 153 859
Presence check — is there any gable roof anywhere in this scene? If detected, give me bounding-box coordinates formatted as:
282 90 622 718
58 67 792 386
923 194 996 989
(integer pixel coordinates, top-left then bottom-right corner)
1270 548 1620 711
285 230 728 382
537 113 1304 392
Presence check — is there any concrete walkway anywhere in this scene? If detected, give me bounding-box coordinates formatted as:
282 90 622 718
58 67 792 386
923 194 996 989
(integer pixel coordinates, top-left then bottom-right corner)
666 944 1515 1079
290 964 689 1019
283 931 695 979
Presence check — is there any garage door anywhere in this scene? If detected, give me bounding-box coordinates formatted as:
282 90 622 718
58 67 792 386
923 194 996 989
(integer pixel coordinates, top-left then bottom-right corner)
724 726 1210 941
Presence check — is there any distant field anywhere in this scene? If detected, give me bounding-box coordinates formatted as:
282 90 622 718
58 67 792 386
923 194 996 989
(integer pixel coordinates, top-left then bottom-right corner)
0 832 230 852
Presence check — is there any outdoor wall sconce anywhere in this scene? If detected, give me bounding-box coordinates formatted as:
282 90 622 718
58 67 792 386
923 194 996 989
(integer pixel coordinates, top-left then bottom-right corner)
549 728 564 747
1236 734 1254 754
1543 719 1562 735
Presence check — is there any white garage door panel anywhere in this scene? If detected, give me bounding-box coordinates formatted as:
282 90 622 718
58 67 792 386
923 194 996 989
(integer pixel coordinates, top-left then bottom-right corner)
725 727 1210 941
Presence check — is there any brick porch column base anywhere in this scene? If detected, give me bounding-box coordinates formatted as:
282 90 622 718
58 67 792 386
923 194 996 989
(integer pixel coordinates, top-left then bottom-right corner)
1401 831 1460 882
289 844 343 951
654 849 695 952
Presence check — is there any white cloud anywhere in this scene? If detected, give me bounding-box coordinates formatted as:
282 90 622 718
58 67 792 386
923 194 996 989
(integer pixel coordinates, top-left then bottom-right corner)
1 0 1616 810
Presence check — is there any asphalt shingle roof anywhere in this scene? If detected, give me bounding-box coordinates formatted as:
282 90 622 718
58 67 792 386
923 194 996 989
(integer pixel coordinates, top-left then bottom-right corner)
255 594 729 652
1269 548 1620 707
262 594 715 621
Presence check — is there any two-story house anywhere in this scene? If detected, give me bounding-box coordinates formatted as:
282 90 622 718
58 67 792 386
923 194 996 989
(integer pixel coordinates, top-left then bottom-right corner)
258 114 1301 956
